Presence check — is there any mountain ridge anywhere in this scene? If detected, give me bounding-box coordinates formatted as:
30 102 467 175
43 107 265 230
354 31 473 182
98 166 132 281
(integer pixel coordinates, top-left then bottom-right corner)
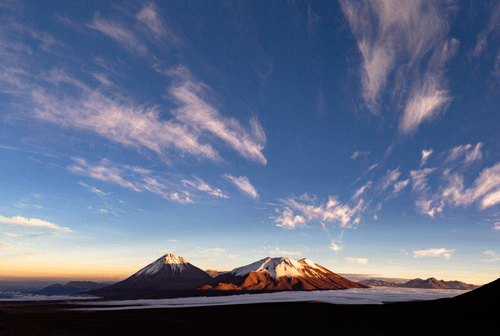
359 277 478 289
83 253 368 298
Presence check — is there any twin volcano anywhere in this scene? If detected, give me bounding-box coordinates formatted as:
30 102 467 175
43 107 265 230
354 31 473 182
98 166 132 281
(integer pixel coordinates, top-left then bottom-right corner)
203 257 369 290
85 254 367 298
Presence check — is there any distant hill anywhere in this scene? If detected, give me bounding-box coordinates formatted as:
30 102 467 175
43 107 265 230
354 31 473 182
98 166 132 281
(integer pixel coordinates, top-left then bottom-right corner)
37 281 107 296
360 277 478 290
359 279 400 287
400 278 478 290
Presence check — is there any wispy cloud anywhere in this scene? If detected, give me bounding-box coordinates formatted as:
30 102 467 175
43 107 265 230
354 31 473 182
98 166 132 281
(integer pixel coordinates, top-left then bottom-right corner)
0 144 55 157
31 81 222 164
393 179 410 194
399 76 452 135
264 246 303 257
483 250 500 262
345 257 368 264
3 37 265 167
136 2 179 48
278 195 365 228
440 162 500 210
69 157 197 204
142 177 194 204
329 239 342 253
0 214 71 232
446 143 483 164
167 66 267 165
275 208 306 229
351 150 370 160
70 158 140 192
193 247 226 254
182 177 228 198
1 232 18 237
421 149 433 167
410 168 435 193
352 181 372 199
471 3 500 58
307 5 321 36
78 181 111 197
223 174 259 198
88 13 149 56
413 248 455 259
340 0 457 134
378 167 401 191
328 231 345 254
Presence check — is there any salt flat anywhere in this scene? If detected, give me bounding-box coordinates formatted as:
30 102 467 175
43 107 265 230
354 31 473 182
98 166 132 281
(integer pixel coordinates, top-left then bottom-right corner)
64 287 471 311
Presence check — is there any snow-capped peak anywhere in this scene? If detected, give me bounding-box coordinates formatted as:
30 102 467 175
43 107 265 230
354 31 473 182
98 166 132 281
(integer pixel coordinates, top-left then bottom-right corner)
162 253 188 265
231 256 326 279
135 253 188 276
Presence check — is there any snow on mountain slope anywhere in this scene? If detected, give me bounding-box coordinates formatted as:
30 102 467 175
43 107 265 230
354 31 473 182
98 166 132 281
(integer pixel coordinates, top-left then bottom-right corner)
232 257 334 279
85 253 213 294
135 254 188 276
206 257 369 291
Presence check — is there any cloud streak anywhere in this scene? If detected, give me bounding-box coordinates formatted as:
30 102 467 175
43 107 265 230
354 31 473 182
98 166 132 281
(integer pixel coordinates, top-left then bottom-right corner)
413 248 455 259
182 178 228 198
446 143 483 164
0 214 71 232
441 162 500 210
78 181 111 197
28 66 266 166
340 0 457 134
88 14 149 56
1 16 266 167
223 174 259 198
471 3 500 58
69 157 199 204
168 66 267 165
345 257 368 264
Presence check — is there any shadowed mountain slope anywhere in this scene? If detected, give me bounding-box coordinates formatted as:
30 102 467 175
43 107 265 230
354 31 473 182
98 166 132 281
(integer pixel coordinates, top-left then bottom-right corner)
84 254 213 297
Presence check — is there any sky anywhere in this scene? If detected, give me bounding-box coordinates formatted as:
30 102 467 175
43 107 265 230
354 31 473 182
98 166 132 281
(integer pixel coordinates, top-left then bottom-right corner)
1 0 500 285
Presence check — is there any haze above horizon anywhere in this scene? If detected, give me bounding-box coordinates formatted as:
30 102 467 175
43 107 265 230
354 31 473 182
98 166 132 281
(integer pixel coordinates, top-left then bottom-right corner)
1 0 499 286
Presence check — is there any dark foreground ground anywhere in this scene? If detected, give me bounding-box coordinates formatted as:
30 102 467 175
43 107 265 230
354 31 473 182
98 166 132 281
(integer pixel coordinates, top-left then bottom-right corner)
0 297 497 336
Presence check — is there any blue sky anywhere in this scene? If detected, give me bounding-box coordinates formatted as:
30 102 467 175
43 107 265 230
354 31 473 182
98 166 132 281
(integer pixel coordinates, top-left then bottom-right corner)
1 0 499 284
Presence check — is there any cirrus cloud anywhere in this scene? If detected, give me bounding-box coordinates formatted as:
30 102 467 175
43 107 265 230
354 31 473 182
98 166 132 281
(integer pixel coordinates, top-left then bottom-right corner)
223 174 259 198
0 214 71 232
340 0 458 135
413 248 455 259
345 257 368 264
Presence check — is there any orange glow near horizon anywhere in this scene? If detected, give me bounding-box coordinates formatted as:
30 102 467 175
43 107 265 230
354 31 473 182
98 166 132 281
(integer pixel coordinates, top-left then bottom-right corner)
1 264 135 282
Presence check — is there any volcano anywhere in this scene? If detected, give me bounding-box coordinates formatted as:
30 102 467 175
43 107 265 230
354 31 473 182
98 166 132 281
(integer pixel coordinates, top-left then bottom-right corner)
85 254 213 297
202 257 369 291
